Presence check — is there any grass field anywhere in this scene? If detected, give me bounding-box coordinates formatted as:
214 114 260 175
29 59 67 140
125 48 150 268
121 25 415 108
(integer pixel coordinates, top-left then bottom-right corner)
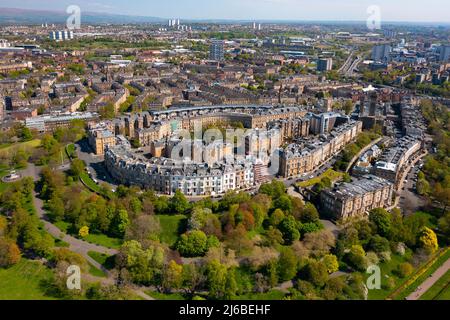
0 139 41 156
146 291 186 300
420 269 450 300
88 263 107 278
157 215 188 246
80 172 103 194
297 169 344 188
88 251 115 270
365 252 413 300
84 233 123 249
65 144 76 159
0 259 56 300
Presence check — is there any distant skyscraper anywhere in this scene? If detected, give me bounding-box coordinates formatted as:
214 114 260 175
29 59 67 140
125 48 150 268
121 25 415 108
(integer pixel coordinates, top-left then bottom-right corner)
253 22 256 29
372 44 392 62
317 58 333 72
209 40 225 61
440 45 450 62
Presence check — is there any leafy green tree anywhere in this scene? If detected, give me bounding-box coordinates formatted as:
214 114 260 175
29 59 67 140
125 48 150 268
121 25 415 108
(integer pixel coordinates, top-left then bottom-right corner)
20 127 33 141
369 208 392 237
279 216 300 245
269 209 285 226
116 241 165 285
224 268 238 300
322 254 339 274
110 209 130 238
162 260 183 293
176 230 209 257
298 202 320 224
277 247 298 282
206 260 228 299
69 159 86 180
345 245 368 272
302 260 329 288
368 235 390 253
273 195 293 213
259 180 286 199
171 190 190 214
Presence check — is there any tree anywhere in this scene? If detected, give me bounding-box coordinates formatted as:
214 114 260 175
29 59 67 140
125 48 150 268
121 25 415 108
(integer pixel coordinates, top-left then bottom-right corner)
182 263 206 296
345 245 368 272
176 230 208 257
322 254 339 274
224 268 238 300
269 208 285 227
343 100 354 115
418 227 438 254
277 247 298 282
302 260 329 288
303 230 336 258
416 178 431 196
79 226 89 238
206 260 228 299
20 126 33 141
273 195 293 213
264 226 284 246
279 216 300 244
47 194 65 221
0 238 21 267
110 209 130 238
162 260 183 293
259 180 286 199
368 235 390 253
438 212 450 238
369 208 391 237
397 262 414 278
298 202 320 224
69 159 86 179
171 190 190 214
116 241 164 285
125 215 161 242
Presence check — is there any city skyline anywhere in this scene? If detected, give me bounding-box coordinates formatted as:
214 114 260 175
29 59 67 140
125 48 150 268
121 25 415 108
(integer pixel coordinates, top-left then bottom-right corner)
1 0 450 23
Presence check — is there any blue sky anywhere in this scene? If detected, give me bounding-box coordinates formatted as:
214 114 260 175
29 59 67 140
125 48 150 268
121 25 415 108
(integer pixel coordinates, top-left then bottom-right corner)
1 0 449 22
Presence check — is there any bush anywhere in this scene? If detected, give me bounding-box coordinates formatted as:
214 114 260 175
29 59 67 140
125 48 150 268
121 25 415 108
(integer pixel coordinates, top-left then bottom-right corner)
396 262 414 278
176 230 208 257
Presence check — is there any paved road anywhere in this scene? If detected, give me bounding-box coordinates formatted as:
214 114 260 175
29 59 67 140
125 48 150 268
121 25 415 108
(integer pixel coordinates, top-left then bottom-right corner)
406 258 450 300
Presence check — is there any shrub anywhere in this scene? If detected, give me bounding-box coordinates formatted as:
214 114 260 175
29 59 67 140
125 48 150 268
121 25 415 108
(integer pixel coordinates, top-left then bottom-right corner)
397 262 414 278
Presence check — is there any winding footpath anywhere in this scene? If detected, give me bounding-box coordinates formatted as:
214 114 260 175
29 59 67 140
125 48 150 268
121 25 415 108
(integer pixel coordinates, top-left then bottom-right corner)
18 163 154 300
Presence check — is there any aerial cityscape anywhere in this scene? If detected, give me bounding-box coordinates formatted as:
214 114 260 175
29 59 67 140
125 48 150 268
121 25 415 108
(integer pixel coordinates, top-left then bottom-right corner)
0 0 449 306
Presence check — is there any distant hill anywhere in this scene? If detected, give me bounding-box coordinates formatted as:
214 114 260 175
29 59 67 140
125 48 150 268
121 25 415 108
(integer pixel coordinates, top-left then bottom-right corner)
0 7 166 25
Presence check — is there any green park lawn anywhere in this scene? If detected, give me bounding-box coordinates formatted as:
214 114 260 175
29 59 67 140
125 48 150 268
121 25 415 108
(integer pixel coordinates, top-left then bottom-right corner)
0 139 41 156
365 252 413 300
84 233 123 249
146 290 186 300
79 172 103 194
157 215 188 246
420 269 450 300
88 263 107 278
0 259 56 300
